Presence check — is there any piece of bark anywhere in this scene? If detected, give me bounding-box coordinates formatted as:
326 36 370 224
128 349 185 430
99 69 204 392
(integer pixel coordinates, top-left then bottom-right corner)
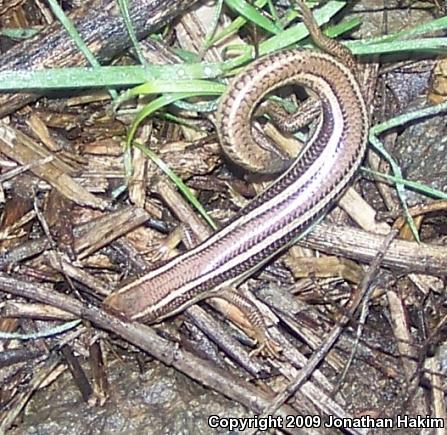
300 223 447 276
0 123 109 210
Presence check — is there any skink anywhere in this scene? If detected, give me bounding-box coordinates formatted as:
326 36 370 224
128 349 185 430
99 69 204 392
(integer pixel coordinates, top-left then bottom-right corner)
103 1 369 328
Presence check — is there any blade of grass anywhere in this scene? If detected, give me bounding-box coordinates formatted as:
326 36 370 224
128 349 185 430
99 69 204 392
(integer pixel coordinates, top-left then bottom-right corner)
203 0 225 50
117 0 147 67
46 0 117 99
134 141 217 230
119 79 225 101
224 0 282 34
0 63 225 91
223 0 347 70
369 99 447 241
210 0 268 46
126 93 201 150
0 27 41 39
362 168 447 200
